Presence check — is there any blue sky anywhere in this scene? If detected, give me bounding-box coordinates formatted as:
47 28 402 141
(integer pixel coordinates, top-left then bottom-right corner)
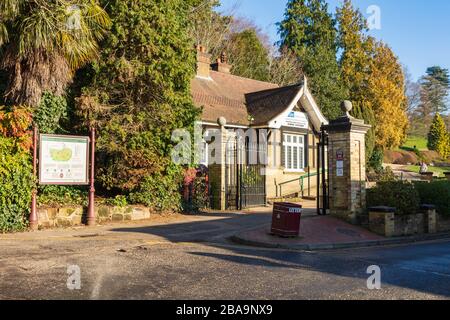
218 0 450 81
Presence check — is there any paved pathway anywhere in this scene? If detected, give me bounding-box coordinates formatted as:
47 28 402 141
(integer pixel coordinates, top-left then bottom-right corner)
388 164 422 181
233 215 383 250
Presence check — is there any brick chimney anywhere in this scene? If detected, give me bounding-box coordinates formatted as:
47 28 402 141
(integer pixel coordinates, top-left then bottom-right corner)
196 45 211 79
212 52 231 74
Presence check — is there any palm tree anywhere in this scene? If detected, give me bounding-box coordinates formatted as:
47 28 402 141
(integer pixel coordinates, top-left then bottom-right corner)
0 0 111 107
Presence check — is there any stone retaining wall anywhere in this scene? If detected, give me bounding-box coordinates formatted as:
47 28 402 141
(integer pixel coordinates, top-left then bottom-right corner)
438 215 450 232
37 205 151 228
368 206 438 237
393 214 425 236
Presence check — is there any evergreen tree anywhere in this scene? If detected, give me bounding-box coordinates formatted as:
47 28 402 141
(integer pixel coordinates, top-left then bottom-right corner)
76 0 200 209
428 113 450 158
227 29 270 81
419 66 450 116
278 0 346 119
351 102 376 163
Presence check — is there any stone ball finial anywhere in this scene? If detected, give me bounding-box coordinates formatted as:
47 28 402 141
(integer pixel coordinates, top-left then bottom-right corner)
341 100 353 118
218 117 227 127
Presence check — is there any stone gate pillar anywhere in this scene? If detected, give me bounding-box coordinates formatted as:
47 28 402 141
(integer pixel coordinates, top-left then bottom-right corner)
209 117 228 210
324 101 371 224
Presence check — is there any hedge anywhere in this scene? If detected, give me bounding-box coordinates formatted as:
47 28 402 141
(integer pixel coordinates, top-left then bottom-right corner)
367 180 420 216
0 137 33 232
414 180 450 216
368 179 450 217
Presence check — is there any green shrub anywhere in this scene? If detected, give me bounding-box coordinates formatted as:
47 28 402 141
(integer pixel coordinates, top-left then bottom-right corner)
368 148 384 173
428 113 450 158
129 167 183 212
367 180 420 216
33 92 68 134
37 185 88 207
0 137 33 232
414 181 450 216
103 195 128 207
182 175 209 213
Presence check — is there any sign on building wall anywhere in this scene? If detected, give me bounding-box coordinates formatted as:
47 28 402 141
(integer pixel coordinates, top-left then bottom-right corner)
283 111 309 129
336 150 344 177
39 134 90 185
336 161 344 177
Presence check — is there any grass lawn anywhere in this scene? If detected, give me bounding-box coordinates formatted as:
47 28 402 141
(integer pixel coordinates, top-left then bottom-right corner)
402 136 428 151
406 165 449 177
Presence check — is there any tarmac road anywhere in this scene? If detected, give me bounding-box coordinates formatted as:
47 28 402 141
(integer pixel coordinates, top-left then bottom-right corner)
0 211 449 300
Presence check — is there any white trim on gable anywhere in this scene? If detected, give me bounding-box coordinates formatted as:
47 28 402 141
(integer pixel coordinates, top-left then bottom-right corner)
268 86 305 129
266 76 328 132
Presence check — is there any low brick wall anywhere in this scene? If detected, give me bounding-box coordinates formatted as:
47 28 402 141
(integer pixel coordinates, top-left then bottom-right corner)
438 215 450 232
368 207 395 237
394 214 425 236
37 205 151 228
369 206 438 237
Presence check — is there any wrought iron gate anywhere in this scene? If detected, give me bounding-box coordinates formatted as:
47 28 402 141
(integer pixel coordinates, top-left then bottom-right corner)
316 126 330 215
225 138 266 210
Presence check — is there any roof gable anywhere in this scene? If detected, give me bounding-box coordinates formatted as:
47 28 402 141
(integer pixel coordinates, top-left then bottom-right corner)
191 72 327 130
191 71 277 126
246 84 304 126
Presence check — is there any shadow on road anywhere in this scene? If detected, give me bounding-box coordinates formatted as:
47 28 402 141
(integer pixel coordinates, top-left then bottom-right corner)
110 214 450 298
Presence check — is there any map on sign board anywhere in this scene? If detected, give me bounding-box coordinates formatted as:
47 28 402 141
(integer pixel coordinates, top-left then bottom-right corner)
283 111 309 129
39 134 89 185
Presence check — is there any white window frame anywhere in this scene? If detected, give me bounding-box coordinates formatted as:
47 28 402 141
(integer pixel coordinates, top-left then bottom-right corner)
200 139 208 166
283 133 306 172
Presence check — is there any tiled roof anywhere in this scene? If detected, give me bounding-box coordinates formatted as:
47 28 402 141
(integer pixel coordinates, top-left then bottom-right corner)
246 83 303 126
191 71 278 126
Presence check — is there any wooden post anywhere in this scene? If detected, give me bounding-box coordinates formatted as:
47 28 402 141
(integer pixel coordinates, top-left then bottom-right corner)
87 127 96 226
29 126 38 230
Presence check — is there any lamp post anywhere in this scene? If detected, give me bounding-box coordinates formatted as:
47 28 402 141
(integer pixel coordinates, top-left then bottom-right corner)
87 127 96 226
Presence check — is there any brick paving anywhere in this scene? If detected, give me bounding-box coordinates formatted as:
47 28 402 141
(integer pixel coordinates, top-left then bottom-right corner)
234 214 384 248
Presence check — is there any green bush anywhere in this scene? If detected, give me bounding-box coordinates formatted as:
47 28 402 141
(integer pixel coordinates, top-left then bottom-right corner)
103 195 128 208
33 92 68 134
368 148 384 173
37 185 88 207
129 167 183 212
414 181 450 216
367 180 420 216
0 137 33 232
428 113 450 158
182 177 210 213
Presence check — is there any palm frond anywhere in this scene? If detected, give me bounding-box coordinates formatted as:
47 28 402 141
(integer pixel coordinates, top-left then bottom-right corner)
0 0 23 19
0 22 9 46
1 0 111 106
18 6 60 57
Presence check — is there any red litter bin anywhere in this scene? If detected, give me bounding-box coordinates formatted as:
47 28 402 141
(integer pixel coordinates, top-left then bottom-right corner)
271 202 303 237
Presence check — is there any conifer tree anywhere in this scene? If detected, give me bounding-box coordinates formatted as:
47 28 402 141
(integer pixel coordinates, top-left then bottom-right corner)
278 0 346 119
428 113 450 158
